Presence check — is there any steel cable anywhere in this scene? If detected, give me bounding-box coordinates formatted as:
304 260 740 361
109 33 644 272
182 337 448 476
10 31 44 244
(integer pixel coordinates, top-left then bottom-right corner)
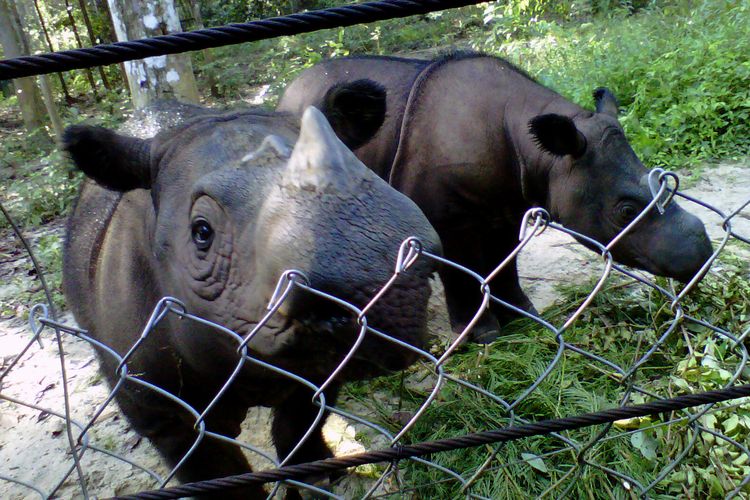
114 384 750 499
0 0 484 80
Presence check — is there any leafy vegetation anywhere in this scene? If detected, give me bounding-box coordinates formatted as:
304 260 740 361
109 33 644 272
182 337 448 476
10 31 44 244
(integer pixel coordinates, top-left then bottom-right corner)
1 90 132 228
484 1 750 169
343 252 750 498
195 6 483 102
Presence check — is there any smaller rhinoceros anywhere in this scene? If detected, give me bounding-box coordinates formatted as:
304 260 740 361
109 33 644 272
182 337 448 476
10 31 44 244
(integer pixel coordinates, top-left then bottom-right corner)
277 52 713 343
63 81 440 498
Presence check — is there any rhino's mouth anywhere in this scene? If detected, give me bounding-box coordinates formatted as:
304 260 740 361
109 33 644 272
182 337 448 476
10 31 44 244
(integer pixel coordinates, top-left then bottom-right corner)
300 315 356 335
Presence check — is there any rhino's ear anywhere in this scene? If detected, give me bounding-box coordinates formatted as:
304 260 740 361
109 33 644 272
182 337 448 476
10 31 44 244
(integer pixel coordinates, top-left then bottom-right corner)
529 114 587 158
63 125 153 191
320 79 386 150
594 87 619 118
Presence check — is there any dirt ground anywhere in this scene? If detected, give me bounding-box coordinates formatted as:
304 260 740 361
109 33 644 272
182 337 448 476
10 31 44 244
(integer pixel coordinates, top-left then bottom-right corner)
0 161 747 499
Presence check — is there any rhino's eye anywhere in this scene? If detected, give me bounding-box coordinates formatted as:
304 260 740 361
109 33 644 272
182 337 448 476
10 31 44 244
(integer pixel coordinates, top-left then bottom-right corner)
191 218 214 250
617 202 640 225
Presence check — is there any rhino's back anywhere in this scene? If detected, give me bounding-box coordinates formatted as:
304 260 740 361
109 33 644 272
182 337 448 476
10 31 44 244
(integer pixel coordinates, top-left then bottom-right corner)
278 56 430 178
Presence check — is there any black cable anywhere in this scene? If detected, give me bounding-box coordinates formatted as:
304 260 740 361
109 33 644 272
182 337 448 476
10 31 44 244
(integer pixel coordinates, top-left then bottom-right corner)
113 383 750 499
0 0 483 80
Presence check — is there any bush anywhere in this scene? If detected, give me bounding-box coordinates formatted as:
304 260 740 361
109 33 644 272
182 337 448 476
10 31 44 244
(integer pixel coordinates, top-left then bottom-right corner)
484 1 750 169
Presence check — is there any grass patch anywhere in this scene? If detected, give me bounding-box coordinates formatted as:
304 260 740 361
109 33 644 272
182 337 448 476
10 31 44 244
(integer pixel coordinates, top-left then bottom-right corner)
483 1 750 170
343 250 750 498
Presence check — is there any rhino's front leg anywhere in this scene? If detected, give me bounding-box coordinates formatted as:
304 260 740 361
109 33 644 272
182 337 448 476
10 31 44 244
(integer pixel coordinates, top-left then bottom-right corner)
438 227 504 343
272 384 341 497
151 426 265 499
439 226 537 343
114 383 265 499
480 229 538 330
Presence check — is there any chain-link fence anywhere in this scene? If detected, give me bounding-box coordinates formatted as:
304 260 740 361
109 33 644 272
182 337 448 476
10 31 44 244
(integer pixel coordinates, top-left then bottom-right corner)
1 167 748 498
1 1 749 497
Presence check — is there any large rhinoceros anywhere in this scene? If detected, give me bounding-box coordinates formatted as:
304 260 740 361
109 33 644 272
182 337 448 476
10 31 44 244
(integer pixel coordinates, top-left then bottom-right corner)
62 82 440 498
277 52 713 342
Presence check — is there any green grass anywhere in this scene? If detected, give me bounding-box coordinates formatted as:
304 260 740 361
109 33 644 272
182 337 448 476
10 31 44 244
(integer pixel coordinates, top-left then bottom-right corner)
342 250 750 498
483 1 750 170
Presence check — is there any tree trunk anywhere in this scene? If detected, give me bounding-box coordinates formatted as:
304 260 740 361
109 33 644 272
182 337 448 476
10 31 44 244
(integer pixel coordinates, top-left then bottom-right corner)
31 0 73 103
77 0 111 89
96 0 128 86
38 74 65 143
64 0 100 100
188 0 219 97
25 0 64 141
0 0 47 133
107 0 200 109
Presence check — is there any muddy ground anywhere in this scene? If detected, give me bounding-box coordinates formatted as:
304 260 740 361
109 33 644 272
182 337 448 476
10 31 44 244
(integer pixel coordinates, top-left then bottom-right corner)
0 162 747 498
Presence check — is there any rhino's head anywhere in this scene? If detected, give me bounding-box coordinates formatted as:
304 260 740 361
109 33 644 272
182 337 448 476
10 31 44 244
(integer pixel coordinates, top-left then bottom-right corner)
528 88 712 282
64 83 440 377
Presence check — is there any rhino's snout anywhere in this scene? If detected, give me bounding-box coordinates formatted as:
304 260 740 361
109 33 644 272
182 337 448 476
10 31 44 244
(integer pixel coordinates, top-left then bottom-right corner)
665 212 713 283
634 208 713 283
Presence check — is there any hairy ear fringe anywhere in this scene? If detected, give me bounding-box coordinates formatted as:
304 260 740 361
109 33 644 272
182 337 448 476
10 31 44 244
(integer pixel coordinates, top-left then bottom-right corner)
528 114 587 158
321 79 387 150
63 125 152 191
593 87 620 118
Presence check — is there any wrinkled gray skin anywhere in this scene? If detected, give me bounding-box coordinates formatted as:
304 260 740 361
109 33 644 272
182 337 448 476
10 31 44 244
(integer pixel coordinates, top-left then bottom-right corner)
278 52 713 343
63 90 440 498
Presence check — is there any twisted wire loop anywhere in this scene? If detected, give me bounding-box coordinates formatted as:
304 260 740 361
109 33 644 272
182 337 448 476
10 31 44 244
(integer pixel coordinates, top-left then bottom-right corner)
1 143 749 500
0 0 484 80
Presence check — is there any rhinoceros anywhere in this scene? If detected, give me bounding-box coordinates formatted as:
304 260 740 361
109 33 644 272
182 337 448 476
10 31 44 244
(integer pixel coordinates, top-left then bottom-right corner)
62 82 440 498
277 52 713 343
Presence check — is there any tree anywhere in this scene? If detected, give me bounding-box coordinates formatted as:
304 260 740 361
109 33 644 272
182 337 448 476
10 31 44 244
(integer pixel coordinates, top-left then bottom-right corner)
31 0 74 103
77 0 111 90
186 0 218 97
0 0 48 133
108 0 200 109
24 0 64 141
63 0 100 99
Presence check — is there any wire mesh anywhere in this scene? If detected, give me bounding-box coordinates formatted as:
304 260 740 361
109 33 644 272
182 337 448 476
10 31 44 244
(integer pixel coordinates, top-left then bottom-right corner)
1 168 748 499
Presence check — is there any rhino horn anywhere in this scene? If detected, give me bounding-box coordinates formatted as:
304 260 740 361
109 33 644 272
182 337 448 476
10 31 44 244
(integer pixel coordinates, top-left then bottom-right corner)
284 106 364 193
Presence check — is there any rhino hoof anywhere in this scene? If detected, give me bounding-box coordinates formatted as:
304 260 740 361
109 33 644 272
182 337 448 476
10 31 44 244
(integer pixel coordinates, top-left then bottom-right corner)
470 326 502 344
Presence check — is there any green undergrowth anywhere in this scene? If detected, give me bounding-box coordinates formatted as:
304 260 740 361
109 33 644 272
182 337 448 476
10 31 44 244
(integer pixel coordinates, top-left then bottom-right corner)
482 1 750 170
197 5 483 103
342 250 750 498
0 90 130 229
